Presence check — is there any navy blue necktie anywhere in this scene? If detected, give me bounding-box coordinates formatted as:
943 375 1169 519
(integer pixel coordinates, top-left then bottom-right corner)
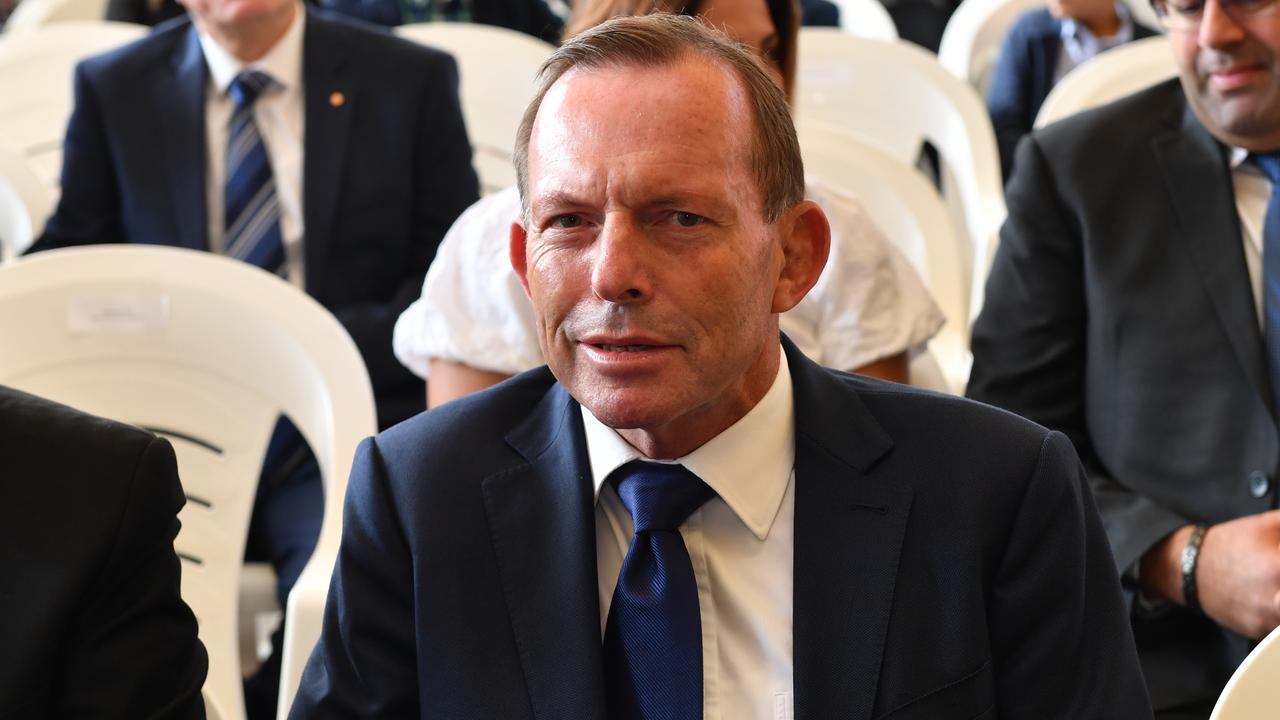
604 460 715 720
1251 152 1280 409
224 70 284 274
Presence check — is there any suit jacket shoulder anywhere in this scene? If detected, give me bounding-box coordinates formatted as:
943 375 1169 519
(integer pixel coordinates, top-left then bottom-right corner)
0 386 208 718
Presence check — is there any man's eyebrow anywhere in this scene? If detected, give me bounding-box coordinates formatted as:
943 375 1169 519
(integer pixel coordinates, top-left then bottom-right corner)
530 190 590 216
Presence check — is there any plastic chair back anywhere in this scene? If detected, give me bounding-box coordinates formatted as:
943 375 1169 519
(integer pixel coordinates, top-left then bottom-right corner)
396 22 555 195
1209 625 1280 719
0 246 377 720
1035 35 1176 128
795 28 1006 325
0 141 55 263
0 21 147 187
830 0 899 39
798 119 971 393
3 0 112 34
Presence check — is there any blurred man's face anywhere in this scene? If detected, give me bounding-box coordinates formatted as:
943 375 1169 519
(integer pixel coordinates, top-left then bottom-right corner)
1170 0 1280 149
180 0 295 45
511 56 794 458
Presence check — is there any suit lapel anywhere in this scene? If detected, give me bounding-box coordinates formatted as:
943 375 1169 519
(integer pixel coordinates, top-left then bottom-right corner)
482 382 607 720
1153 103 1275 413
300 11 354 296
786 340 911 720
154 24 208 250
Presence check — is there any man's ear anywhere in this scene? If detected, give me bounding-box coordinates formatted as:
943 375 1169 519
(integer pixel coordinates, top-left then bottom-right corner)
510 219 533 300
771 200 831 314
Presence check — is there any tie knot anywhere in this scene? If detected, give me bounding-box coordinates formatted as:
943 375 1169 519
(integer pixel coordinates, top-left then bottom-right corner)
610 461 714 533
228 70 278 110
1253 151 1280 185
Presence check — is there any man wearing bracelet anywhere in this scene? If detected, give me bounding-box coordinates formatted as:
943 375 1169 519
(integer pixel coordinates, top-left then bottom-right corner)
968 0 1280 716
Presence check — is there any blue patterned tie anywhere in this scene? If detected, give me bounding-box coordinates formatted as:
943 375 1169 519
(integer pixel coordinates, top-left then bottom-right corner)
1252 152 1280 409
224 70 284 274
604 461 715 720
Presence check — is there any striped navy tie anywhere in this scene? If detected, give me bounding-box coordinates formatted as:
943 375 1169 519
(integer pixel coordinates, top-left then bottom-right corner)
224 70 284 274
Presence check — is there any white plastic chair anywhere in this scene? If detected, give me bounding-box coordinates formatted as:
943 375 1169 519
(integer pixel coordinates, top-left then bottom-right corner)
795 28 1006 326
829 0 899 39
0 141 54 263
0 21 146 187
797 119 971 393
1124 0 1163 36
1209 625 1280 719
396 22 555 195
0 245 378 720
2 0 112 34
938 0 1045 96
1035 34 1176 128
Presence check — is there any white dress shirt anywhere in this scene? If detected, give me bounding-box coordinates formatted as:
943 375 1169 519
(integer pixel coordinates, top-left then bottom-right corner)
392 180 944 379
582 346 796 720
197 7 307 289
1230 146 1267 328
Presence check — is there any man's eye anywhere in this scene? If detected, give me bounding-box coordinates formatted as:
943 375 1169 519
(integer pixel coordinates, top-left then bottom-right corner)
672 211 705 227
552 214 583 229
1167 0 1203 14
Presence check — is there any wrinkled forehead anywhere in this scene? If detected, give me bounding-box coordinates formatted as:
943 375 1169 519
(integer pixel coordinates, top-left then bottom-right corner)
526 54 757 183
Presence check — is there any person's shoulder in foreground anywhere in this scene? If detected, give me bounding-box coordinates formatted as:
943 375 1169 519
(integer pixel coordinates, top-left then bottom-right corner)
0 385 207 719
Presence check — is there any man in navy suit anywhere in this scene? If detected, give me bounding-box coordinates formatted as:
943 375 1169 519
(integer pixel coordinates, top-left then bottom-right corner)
986 0 1157 180
30 0 478 715
293 13 1151 719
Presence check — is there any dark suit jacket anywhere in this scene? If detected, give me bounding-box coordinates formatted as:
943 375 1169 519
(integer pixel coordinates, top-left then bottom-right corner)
292 339 1151 719
0 386 208 719
31 9 480 428
986 8 1156 181
968 79 1276 712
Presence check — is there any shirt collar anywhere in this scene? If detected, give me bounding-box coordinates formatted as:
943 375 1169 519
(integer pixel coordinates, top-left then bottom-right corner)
1232 145 1252 170
581 343 795 541
197 3 305 96
1060 3 1134 57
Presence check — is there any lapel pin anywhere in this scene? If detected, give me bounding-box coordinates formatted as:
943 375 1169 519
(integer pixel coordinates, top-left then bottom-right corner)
329 91 345 108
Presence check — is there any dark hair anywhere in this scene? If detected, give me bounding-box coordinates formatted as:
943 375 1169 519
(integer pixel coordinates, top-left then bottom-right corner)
514 13 805 223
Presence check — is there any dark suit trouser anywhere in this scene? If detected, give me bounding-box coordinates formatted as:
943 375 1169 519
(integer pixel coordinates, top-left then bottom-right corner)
243 418 324 720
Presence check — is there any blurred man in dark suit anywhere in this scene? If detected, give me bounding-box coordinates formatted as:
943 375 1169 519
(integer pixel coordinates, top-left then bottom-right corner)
970 0 1280 715
0 385 208 719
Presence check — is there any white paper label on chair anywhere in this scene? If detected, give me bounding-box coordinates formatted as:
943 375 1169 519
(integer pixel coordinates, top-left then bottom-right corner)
803 62 856 88
68 294 170 333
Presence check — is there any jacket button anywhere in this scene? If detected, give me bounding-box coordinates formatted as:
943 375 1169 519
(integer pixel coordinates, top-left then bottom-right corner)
1249 471 1270 498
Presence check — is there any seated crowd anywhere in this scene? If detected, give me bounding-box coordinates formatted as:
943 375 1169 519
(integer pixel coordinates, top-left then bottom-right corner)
2 0 1279 718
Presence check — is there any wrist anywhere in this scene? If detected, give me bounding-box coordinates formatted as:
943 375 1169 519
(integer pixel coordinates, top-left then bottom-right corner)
1139 525 1196 605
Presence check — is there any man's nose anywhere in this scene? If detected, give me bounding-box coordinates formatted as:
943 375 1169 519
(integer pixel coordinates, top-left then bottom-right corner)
1199 0 1247 49
590 216 651 305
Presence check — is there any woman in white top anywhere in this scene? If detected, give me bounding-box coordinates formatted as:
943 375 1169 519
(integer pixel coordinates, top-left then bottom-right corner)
395 0 944 407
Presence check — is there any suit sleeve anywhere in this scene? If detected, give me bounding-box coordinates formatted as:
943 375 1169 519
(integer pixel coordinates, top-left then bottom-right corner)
989 431 1152 718
329 50 480 420
967 136 1189 591
290 437 420 718
54 436 209 719
986 17 1036 183
28 61 126 254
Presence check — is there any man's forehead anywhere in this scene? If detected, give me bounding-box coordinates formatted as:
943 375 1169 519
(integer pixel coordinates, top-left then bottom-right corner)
528 54 754 171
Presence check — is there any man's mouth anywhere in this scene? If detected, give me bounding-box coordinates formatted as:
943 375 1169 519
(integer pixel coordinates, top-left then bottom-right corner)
595 343 655 352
